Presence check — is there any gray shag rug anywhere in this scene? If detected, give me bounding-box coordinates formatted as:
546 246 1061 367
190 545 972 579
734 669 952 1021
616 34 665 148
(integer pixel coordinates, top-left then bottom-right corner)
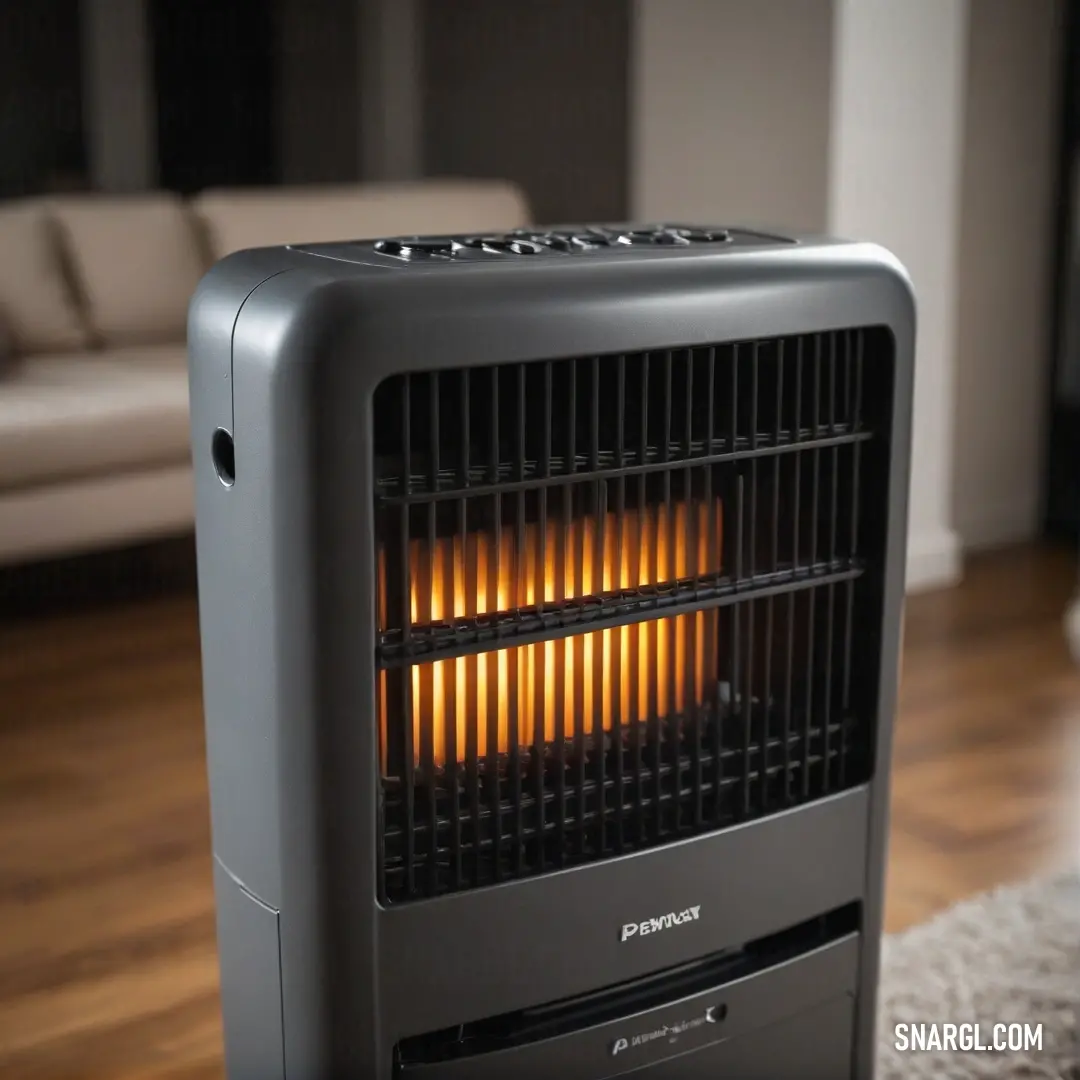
878 871 1080 1078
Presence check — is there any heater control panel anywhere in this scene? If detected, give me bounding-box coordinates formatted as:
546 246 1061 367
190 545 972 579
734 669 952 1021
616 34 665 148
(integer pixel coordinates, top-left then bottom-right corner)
373 225 740 260
293 224 795 267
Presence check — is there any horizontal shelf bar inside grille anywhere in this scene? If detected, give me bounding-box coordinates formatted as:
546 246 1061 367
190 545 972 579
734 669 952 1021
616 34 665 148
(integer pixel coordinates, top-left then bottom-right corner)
376 427 871 503
378 559 863 666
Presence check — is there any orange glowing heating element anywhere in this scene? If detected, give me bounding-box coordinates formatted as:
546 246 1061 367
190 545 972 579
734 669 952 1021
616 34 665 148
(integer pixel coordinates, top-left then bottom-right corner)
379 499 723 768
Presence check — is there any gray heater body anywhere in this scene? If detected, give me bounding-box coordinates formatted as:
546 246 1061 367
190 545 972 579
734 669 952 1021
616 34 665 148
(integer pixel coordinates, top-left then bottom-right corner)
188 225 913 1080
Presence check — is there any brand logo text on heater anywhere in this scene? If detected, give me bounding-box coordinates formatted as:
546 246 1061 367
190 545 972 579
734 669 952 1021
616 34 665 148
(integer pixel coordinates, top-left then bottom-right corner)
620 906 701 942
610 1004 720 1057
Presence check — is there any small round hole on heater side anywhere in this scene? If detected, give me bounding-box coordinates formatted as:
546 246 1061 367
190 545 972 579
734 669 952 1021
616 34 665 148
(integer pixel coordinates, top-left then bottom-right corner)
211 428 235 487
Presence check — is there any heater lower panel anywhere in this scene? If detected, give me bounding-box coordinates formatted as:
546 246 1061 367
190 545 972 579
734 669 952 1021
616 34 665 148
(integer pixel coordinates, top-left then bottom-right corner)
638 994 854 1080
395 931 859 1080
212 860 285 1080
378 784 870 1039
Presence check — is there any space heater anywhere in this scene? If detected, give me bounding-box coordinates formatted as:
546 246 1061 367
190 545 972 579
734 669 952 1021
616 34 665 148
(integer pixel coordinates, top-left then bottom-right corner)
189 224 913 1080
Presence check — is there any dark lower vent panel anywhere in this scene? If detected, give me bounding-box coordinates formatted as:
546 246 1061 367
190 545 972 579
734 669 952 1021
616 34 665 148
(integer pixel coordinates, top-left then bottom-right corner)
396 902 860 1067
373 330 893 904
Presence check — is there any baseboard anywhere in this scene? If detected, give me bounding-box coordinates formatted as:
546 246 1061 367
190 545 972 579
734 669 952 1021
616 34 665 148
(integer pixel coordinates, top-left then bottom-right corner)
955 498 1038 553
905 526 963 594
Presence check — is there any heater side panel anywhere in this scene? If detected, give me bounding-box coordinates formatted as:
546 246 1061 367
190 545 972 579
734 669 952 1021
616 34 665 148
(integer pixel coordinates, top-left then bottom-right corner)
213 859 286 1080
231 267 394 1079
189 249 318 905
192 258 392 1079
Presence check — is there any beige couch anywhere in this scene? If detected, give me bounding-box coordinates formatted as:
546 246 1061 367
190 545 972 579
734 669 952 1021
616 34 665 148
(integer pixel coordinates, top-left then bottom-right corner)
0 181 529 565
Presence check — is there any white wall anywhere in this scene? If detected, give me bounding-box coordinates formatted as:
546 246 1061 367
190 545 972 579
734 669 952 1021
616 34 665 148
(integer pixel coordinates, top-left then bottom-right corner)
827 0 968 592
952 0 1063 550
631 0 833 232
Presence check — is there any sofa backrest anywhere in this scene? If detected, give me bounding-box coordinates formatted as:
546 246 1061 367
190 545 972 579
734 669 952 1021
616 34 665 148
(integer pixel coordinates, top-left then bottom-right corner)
0 201 89 356
49 193 206 349
192 179 530 260
0 181 531 356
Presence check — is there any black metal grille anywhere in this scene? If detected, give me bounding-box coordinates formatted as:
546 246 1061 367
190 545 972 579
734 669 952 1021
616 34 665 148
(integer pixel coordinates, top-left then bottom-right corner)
373 330 892 904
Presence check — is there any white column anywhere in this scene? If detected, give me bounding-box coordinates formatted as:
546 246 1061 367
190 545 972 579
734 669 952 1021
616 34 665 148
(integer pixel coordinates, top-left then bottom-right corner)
828 0 968 591
359 0 422 182
80 0 157 192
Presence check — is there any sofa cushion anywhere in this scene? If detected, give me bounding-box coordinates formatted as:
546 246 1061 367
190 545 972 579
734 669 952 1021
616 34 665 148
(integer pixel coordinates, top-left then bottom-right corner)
0 201 89 355
193 180 531 258
0 344 191 491
49 194 206 348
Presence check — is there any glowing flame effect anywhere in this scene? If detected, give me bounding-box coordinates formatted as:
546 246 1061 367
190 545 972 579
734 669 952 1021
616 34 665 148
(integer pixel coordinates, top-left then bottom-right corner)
379 499 722 769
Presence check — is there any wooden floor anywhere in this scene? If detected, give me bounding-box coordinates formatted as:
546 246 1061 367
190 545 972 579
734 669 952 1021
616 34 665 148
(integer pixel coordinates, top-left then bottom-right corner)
0 542 1078 1076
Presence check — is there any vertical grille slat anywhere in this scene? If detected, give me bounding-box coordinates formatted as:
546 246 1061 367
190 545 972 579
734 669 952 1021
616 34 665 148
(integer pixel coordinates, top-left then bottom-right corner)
444 633 460 890
612 354 627 854
399 375 416 897
425 372 440 893
572 495 586 855
783 589 796 806
591 355 606 851
824 334 841 795
731 471 745 821
805 338 823 800
636 356 649 843
841 327 865 790
487 367 502 881
789 339 805 806
455 369 477 887
747 342 761 816
535 362 553 869
512 364 527 874
374 329 891 903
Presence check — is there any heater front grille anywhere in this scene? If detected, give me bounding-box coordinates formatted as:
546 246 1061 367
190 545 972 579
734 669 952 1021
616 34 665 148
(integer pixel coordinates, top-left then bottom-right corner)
373 331 891 903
